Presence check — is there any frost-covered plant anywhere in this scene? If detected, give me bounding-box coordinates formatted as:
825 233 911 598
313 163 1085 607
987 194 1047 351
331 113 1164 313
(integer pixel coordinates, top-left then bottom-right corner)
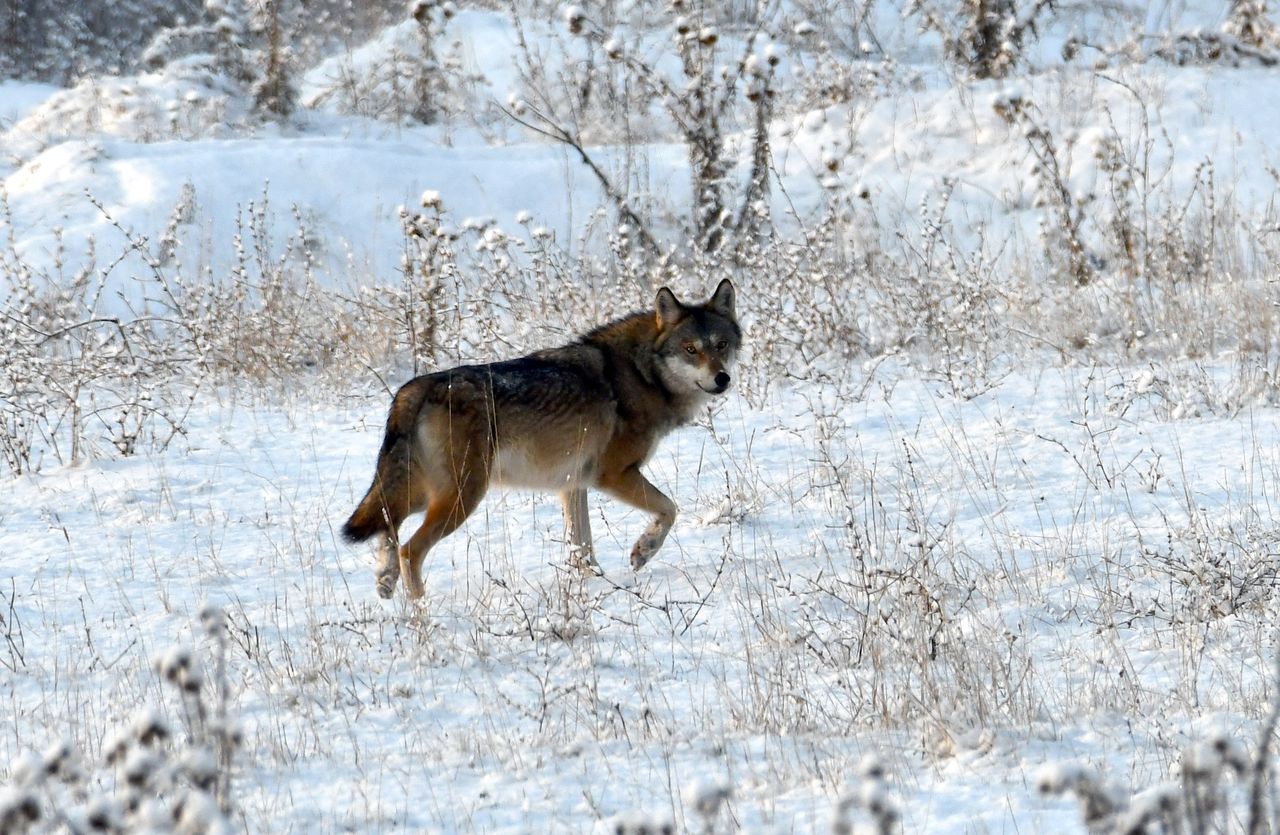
408 0 455 124
683 776 732 834
0 0 204 84
1038 729 1264 834
253 0 298 118
0 198 194 474
391 191 458 373
993 90 1094 287
0 604 242 835
1138 510 1280 624
1225 0 1280 50
1070 3 1280 70
1150 28 1280 68
1036 760 1123 832
142 0 258 86
142 0 298 121
893 184 1007 396
909 0 1054 79
507 0 782 256
777 415 1043 738
831 755 901 835
305 0 476 128
781 0 881 62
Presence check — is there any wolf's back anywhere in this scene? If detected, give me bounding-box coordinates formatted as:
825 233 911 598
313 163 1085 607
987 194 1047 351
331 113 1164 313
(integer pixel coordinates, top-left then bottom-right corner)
341 378 432 542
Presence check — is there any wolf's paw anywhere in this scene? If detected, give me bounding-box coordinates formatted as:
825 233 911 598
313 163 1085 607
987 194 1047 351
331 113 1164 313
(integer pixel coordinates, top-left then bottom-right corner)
568 544 600 577
375 573 397 599
630 538 660 570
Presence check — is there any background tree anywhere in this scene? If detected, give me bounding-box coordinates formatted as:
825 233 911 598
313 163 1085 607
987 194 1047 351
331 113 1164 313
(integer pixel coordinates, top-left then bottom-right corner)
910 0 1055 79
507 0 780 260
1224 0 1279 49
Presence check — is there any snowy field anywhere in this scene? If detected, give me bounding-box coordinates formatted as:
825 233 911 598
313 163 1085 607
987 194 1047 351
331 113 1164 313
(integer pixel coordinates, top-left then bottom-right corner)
4 1 1280 833
6 366 1279 832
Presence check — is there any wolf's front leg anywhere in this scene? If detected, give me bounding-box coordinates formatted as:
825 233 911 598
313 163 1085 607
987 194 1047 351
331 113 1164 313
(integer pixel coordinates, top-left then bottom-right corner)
374 534 400 599
561 489 598 575
630 513 675 569
597 466 677 570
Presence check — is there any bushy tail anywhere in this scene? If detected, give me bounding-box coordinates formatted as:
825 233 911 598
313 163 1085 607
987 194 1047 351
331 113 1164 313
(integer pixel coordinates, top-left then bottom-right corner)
342 378 431 543
341 488 389 543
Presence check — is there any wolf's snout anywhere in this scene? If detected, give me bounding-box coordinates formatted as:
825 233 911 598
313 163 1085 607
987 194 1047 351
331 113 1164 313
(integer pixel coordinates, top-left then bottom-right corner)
713 371 731 393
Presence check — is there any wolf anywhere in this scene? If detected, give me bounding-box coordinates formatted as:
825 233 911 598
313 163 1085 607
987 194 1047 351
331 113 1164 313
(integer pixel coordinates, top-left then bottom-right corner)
341 279 741 600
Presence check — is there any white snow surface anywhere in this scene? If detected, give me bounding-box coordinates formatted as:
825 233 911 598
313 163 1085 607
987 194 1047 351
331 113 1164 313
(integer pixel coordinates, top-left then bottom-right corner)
3 368 1278 831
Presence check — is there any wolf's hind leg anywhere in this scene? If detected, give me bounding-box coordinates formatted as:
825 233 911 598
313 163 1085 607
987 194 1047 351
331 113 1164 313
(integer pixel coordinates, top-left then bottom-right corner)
561 489 597 575
597 466 677 570
374 534 401 599
398 475 487 599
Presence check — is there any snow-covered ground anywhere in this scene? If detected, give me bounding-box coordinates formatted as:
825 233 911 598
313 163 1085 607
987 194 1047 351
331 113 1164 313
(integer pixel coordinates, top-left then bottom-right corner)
5 367 1277 831
4 2 1280 832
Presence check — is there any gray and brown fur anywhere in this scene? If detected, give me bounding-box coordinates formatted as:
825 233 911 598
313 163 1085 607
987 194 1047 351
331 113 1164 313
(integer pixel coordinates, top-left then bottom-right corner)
342 279 741 599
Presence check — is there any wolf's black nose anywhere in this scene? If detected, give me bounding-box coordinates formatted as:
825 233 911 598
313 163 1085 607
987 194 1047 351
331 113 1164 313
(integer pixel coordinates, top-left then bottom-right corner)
714 371 731 392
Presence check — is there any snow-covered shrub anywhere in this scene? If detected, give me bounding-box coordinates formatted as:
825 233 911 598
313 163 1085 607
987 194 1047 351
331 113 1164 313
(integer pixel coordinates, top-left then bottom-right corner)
1039 726 1273 834
909 0 1055 79
1150 28 1280 68
684 776 733 833
0 0 204 84
993 90 1094 287
890 186 1007 396
1035 760 1123 831
303 3 482 130
1137 510 1280 624
0 0 422 88
0 605 242 835
1067 2 1280 69
388 194 460 373
728 183 1008 397
831 755 902 835
759 407 1045 741
1225 0 1280 50
0 198 194 475
508 0 783 256
5 69 255 151
141 0 298 123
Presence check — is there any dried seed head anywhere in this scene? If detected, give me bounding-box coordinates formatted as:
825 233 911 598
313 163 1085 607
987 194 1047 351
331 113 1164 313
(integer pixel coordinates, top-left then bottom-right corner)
130 709 171 747
410 0 433 24
156 646 192 682
173 791 222 832
122 749 161 789
104 729 131 765
85 796 122 832
858 753 886 780
198 602 226 637
41 739 80 782
181 747 220 790
0 788 42 830
564 5 586 35
9 751 44 788
683 778 731 819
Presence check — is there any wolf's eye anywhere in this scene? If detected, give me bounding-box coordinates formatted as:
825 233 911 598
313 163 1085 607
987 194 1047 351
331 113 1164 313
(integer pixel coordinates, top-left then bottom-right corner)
715 340 727 351
684 344 698 355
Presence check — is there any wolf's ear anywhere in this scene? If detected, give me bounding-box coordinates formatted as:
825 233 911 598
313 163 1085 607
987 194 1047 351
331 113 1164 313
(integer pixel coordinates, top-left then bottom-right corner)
708 278 735 318
655 286 685 329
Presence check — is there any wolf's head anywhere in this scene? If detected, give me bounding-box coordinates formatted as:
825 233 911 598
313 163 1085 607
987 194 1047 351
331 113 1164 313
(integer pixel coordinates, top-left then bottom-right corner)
653 278 742 398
